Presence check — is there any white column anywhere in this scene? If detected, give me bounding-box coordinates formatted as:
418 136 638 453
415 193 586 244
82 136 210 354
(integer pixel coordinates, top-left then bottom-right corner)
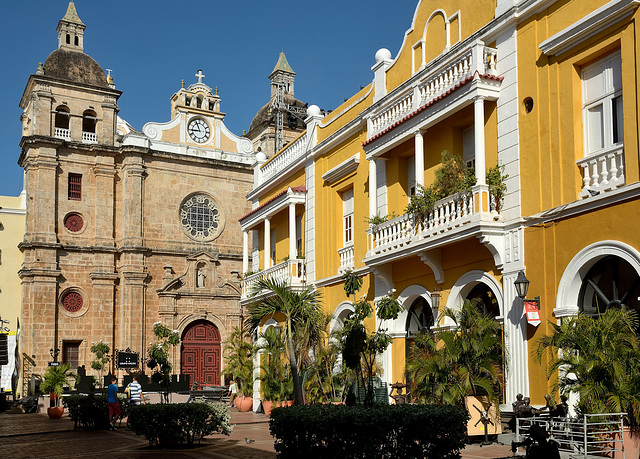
242 231 249 274
369 158 378 218
263 218 271 270
474 96 486 185
502 270 529 406
414 130 425 189
288 203 297 259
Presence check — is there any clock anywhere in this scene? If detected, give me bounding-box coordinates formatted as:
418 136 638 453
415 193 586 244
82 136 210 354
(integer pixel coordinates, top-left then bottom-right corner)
187 118 210 143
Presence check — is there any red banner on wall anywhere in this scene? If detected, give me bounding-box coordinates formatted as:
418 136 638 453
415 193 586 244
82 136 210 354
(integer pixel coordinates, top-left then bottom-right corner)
524 300 541 327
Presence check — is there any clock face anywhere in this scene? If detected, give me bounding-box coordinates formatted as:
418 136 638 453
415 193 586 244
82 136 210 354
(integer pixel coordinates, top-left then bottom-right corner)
187 119 210 143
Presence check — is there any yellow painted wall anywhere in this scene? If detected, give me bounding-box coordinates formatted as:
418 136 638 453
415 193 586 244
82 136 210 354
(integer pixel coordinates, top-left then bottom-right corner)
0 193 26 393
525 198 640 402
317 86 374 142
517 3 639 216
258 169 306 204
386 0 497 91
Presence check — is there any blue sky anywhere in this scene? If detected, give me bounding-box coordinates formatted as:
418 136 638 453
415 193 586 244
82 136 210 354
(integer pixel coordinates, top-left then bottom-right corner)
0 1 418 197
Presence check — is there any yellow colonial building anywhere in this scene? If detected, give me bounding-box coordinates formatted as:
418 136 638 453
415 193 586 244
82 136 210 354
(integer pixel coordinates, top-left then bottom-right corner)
241 0 640 410
0 192 26 395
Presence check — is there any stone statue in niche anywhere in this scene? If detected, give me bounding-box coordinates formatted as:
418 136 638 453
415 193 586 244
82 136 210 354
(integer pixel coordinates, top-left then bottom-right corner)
196 264 206 288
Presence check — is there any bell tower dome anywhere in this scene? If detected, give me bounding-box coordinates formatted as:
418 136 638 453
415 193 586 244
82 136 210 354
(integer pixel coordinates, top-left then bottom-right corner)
56 2 85 52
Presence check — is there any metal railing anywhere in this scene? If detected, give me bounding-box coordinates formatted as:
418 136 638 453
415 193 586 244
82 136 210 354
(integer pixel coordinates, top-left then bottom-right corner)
516 413 627 458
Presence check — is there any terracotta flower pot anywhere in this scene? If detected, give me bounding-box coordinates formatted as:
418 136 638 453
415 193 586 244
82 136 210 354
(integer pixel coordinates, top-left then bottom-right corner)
47 406 64 419
236 396 253 412
262 400 274 416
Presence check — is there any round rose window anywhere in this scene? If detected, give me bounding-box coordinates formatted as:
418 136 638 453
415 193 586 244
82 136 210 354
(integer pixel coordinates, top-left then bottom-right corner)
180 194 222 241
62 292 83 313
64 213 84 232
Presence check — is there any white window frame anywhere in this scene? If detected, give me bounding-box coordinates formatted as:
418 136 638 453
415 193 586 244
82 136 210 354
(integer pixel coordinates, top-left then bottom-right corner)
582 52 623 157
342 188 354 247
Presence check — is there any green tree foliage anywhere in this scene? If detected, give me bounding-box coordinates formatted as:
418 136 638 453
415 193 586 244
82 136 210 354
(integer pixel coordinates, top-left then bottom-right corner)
256 326 293 402
247 278 323 405
486 163 509 212
222 326 254 397
146 322 180 402
90 340 110 388
406 300 503 408
406 151 476 215
536 308 640 427
340 270 403 405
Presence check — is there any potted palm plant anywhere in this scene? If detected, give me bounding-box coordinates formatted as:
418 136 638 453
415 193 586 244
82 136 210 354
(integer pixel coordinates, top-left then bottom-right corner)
406 300 503 435
223 326 254 412
256 326 293 415
536 308 640 458
40 364 76 419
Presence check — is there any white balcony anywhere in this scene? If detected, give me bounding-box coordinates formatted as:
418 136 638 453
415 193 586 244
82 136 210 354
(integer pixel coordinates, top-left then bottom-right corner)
241 258 306 300
367 41 498 141
365 185 501 266
338 245 354 273
260 132 309 184
82 131 97 144
54 127 71 141
578 146 625 198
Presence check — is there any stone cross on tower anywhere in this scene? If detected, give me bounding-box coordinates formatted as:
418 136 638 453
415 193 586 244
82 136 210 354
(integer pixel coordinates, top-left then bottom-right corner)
195 69 205 84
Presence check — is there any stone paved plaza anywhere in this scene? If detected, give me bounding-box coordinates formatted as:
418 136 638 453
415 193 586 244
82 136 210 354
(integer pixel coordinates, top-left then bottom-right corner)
0 407 516 458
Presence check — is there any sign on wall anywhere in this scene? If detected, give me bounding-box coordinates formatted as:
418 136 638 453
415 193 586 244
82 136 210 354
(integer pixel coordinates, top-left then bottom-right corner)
524 300 541 327
115 348 139 369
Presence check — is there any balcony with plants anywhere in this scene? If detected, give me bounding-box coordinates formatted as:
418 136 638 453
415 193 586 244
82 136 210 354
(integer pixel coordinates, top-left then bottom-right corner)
364 151 507 266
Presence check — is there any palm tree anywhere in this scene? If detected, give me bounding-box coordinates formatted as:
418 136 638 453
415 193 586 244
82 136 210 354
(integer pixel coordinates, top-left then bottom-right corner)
222 326 254 397
247 278 322 405
406 300 503 408
536 307 640 426
41 363 76 407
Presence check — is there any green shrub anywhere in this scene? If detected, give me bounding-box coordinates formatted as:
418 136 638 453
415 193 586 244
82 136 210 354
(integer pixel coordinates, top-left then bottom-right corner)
269 404 468 458
63 394 128 430
128 402 232 447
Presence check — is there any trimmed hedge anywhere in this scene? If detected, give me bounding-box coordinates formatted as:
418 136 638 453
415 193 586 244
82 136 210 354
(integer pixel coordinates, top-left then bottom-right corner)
63 394 128 430
128 402 232 447
269 404 469 458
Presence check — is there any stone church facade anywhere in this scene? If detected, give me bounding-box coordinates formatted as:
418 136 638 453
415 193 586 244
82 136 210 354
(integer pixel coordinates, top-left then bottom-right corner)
18 3 255 386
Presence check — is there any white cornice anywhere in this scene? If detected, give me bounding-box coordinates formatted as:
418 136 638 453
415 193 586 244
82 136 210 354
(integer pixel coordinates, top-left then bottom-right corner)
539 0 640 56
322 153 361 184
525 182 640 224
240 188 306 231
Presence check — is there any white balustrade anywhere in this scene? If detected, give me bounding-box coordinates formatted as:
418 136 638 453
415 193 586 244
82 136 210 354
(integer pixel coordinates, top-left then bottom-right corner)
577 147 625 198
260 132 309 182
368 42 499 139
338 245 354 273
367 191 477 255
241 258 306 297
82 131 97 143
54 127 71 141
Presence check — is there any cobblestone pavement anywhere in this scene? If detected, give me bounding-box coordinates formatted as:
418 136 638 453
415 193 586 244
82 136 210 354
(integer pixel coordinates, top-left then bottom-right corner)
0 409 515 458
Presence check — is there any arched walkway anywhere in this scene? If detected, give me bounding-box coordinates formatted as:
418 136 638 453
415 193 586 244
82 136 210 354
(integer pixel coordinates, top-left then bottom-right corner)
181 319 221 386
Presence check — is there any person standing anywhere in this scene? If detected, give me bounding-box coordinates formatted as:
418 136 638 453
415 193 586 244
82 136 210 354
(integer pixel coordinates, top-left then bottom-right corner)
125 375 145 430
107 376 120 431
228 379 237 407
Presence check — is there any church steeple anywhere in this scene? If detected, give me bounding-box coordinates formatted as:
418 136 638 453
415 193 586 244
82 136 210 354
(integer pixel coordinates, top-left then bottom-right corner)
269 52 295 99
56 2 85 52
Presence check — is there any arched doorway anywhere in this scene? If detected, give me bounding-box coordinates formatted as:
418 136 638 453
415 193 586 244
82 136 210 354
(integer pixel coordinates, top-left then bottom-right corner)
466 283 501 318
181 320 221 387
579 255 640 315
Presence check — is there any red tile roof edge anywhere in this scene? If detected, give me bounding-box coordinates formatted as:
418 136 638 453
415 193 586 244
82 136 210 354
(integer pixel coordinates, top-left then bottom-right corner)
362 72 503 147
240 185 307 222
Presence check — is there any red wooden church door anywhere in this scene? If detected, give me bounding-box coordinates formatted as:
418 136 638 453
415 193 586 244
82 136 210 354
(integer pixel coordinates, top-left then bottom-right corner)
181 320 221 387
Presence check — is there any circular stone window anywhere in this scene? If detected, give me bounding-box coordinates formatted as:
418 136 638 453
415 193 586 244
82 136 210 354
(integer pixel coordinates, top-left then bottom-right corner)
64 213 84 233
59 289 89 317
179 194 224 241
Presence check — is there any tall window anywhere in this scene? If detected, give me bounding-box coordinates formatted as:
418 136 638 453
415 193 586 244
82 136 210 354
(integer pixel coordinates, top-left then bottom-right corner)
68 173 82 200
296 215 303 256
407 157 416 199
63 341 81 370
342 188 354 246
270 229 276 266
582 52 623 156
